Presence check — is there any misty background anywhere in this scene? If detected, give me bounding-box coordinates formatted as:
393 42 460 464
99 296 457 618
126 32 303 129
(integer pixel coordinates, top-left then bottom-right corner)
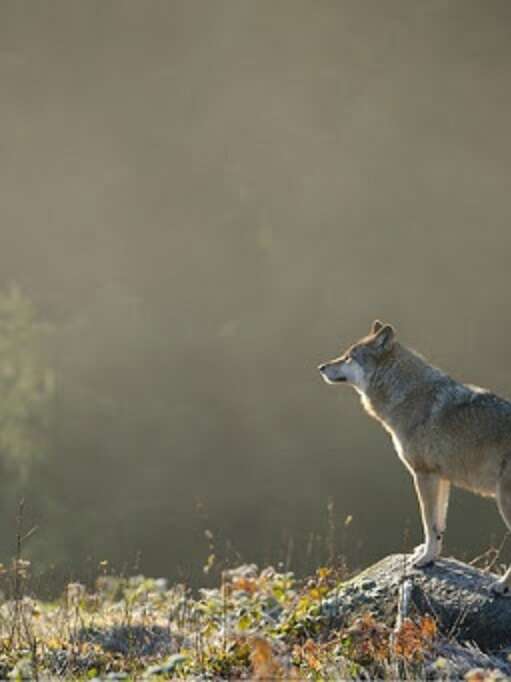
1 0 511 592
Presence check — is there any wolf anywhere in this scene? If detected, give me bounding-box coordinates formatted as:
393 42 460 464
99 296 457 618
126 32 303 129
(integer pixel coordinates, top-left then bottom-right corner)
319 320 511 595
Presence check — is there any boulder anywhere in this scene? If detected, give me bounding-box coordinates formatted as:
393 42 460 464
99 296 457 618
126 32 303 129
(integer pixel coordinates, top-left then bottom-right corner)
325 554 511 652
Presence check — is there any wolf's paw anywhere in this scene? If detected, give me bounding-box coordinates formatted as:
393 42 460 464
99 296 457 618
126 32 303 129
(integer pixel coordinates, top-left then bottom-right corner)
490 579 511 598
411 550 437 568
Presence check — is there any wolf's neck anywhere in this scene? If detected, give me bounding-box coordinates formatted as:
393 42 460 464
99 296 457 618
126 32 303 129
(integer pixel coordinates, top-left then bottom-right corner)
360 345 447 428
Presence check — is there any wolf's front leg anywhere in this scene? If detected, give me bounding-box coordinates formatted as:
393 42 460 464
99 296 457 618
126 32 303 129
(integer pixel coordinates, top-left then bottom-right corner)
412 473 444 568
412 478 450 559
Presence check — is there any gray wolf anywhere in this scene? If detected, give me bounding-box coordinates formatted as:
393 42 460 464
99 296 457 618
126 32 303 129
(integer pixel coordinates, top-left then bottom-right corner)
319 320 511 596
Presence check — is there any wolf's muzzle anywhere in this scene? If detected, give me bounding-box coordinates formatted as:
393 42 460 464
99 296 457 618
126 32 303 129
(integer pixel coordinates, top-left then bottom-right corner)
318 364 346 382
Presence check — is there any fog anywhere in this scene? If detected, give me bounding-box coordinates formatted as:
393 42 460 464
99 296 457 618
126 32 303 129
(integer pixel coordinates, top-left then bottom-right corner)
1 0 511 589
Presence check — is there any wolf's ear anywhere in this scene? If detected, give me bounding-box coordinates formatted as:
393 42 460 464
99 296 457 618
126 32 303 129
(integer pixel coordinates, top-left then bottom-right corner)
371 320 384 334
373 324 395 351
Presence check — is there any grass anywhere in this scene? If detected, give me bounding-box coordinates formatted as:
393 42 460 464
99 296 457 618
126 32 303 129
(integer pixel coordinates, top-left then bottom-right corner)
0 561 413 679
0 501 508 679
0 553 504 680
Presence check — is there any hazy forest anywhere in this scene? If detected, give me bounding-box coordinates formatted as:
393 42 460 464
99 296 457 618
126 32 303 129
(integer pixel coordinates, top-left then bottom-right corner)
2 1 511 678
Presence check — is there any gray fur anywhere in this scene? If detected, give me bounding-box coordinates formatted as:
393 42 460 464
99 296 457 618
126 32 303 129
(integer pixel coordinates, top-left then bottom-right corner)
319 321 511 596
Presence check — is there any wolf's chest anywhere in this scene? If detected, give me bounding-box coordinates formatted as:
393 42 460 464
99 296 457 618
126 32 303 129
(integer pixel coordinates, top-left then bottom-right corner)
361 395 411 461
378 416 421 472
388 432 419 470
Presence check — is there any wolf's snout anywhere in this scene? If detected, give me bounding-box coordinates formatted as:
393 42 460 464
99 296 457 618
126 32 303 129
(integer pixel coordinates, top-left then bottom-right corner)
318 363 327 373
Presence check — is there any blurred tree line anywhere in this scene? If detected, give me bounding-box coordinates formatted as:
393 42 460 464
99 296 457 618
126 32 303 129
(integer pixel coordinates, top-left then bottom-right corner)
0 284 173 591
0 282 264 594
0 286 55 580
0 285 54 477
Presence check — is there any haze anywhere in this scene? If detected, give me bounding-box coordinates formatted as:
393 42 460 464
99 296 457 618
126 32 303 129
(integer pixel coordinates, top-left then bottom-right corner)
1 0 511 589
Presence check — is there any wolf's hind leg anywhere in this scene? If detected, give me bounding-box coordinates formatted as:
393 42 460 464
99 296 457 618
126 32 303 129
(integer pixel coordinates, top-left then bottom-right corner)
412 473 443 568
491 467 511 596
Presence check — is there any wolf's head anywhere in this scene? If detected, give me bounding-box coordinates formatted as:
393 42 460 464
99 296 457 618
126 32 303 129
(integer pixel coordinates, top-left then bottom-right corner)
318 320 395 393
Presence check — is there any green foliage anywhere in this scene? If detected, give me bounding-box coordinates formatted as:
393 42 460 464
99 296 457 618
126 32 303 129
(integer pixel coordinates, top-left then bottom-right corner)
0 284 54 478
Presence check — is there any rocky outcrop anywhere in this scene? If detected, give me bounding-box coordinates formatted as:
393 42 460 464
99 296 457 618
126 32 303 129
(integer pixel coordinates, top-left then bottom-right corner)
324 554 511 652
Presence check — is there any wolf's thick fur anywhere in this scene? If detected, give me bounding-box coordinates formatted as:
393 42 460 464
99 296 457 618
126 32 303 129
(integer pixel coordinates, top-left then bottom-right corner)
319 321 511 595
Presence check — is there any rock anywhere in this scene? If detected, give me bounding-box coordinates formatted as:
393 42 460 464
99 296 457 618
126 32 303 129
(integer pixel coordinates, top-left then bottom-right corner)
428 640 511 679
329 554 511 652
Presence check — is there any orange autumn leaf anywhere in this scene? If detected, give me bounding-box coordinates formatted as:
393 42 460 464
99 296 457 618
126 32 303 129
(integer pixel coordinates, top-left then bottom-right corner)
250 637 283 680
420 615 437 640
232 577 258 594
393 615 438 660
